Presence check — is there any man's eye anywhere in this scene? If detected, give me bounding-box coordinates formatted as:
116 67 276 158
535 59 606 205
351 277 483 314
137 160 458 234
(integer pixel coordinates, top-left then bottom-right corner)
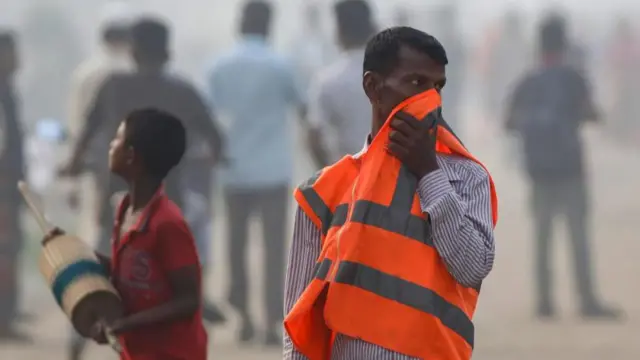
411 79 423 86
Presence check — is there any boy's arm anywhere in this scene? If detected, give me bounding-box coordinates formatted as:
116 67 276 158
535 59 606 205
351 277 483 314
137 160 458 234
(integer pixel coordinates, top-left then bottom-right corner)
111 267 200 333
110 221 200 333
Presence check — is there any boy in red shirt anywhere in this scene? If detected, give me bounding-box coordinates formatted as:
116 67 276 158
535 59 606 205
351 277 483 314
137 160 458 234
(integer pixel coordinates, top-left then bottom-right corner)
48 108 207 359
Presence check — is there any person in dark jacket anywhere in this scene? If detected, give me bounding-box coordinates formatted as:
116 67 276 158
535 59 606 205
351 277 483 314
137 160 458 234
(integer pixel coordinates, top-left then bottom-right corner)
505 15 621 320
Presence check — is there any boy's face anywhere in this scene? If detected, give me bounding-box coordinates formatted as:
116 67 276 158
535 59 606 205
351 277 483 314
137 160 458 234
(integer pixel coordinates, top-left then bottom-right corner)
109 121 135 178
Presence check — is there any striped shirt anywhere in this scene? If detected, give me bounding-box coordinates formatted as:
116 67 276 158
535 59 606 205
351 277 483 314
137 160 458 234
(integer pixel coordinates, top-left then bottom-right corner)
283 152 496 359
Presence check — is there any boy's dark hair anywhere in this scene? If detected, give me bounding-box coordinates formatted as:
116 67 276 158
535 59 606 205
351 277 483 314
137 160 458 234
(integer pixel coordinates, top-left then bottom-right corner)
124 108 186 179
335 0 374 48
363 26 448 76
240 1 272 36
130 18 169 60
102 24 130 45
539 14 567 54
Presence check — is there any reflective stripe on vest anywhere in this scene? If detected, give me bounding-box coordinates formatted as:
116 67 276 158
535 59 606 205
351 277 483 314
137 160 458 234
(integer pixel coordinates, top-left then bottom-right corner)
312 258 474 347
300 166 432 246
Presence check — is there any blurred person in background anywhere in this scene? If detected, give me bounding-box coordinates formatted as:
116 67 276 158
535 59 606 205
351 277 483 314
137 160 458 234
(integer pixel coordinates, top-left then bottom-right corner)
505 14 620 320
206 0 306 345
0 30 29 343
307 0 376 167
606 17 640 144
60 17 226 360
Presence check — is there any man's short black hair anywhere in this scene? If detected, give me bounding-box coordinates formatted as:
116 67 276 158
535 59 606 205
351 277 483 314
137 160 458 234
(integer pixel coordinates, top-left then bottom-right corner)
539 14 567 54
124 108 186 179
240 1 272 36
102 24 130 45
335 0 374 47
131 18 169 59
363 26 448 76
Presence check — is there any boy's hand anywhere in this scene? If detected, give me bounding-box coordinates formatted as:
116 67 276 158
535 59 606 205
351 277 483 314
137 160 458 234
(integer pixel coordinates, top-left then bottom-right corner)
108 318 127 335
42 227 64 246
89 319 124 339
89 320 109 344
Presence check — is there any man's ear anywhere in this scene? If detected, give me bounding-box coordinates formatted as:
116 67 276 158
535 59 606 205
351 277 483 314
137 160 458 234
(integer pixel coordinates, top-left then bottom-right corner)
362 71 380 104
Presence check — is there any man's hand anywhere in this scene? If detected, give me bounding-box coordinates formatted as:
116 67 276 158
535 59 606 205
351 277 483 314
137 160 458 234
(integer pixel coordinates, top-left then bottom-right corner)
387 111 439 179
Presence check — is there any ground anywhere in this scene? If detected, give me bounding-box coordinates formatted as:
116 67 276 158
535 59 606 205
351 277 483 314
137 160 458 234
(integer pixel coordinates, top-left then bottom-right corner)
2 119 638 360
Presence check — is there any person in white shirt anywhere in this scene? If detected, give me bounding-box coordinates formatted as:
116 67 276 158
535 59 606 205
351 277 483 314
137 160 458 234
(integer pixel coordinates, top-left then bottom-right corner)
307 0 376 167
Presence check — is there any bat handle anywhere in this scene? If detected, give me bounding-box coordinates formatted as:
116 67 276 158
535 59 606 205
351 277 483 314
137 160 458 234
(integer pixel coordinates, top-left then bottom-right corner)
17 180 52 234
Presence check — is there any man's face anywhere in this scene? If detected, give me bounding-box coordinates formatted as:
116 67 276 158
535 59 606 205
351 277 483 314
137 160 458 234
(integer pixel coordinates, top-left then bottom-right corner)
364 45 446 134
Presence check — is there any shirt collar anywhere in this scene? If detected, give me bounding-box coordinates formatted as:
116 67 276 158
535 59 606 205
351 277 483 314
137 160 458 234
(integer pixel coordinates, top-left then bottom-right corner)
352 135 372 159
116 185 166 233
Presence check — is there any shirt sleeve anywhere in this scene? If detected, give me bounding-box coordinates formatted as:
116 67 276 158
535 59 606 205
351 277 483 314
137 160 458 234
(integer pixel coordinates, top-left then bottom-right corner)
155 219 200 272
283 207 322 360
417 160 495 289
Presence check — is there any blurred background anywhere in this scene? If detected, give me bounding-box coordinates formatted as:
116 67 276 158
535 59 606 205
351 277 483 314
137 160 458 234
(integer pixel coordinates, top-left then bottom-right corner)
0 0 639 359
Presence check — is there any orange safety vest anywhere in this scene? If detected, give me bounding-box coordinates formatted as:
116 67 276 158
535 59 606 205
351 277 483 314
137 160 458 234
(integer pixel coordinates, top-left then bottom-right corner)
284 89 498 360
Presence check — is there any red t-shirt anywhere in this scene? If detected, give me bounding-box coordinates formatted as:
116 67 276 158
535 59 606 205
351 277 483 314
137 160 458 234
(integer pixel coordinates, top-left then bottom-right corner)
111 188 207 360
